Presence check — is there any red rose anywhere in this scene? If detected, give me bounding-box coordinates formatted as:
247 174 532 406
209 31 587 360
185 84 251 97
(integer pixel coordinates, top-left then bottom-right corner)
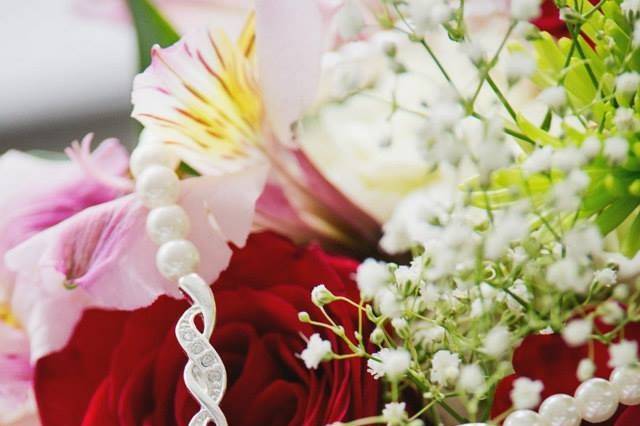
34 232 380 425
532 0 568 37
492 323 640 425
532 0 598 38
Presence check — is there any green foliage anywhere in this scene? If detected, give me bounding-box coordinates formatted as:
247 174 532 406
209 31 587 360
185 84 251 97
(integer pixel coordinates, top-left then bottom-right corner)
475 0 640 254
126 0 180 70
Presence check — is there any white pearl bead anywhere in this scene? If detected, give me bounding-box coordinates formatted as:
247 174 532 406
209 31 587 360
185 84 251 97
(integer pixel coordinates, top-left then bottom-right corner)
539 394 581 426
146 205 190 245
130 143 179 177
136 165 180 208
155 239 200 281
610 366 640 405
574 378 619 422
504 409 549 426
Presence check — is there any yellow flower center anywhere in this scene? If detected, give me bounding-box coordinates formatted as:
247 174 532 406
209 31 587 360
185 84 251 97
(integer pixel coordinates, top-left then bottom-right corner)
0 303 19 328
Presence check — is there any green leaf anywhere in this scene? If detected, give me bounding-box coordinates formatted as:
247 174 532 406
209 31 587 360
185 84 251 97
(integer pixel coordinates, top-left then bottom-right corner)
515 113 563 149
622 212 640 256
126 0 180 70
596 197 640 236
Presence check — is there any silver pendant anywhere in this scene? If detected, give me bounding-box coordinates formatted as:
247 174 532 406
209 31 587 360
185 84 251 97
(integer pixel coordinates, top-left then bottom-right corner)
176 273 228 426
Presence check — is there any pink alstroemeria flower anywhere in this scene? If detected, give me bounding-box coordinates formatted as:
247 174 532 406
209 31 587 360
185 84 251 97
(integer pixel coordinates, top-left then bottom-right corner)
5 160 267 364
131 0 381 254
0 136 129 426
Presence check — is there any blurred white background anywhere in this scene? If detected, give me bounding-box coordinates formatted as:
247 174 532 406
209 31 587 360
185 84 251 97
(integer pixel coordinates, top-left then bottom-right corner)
0 0 249 153
0 0 140 152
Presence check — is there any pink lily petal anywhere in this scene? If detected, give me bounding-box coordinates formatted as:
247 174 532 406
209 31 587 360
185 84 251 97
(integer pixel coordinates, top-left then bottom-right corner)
254 182 319 242
255 0 328 142
0 325 35 425
0 138 129 287
4 164 268 362
293 149 380 242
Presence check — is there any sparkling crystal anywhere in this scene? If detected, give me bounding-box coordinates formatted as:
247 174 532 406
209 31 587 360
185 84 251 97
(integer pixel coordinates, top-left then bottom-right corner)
200 352 215 368
181 330 196 342
190 341 205 354
208 369 223 383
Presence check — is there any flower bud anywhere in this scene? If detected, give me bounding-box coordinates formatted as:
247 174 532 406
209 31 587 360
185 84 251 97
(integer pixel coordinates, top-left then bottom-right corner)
577 358 596 381
298 311 311 323
370 327 386 345
311 284 336 307
391 318 410 339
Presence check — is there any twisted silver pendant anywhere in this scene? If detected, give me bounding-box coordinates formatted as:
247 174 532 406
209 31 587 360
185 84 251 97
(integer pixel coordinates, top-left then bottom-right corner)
175 273 228 426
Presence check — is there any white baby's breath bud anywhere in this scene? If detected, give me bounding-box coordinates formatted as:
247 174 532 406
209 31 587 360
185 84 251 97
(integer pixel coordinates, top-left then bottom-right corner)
485 209 528 260
505 52 536 83
421 283 441 308
370 327 385 345
430 350 461 386
368 348 411 380
409 0 452 32
311 284 336 307
483 325 511 358
458 364 485 394
382 402 408 426
503 279 531 312
511 247 528 265
522 146 553 175
395 262 422 289
609 340 638 368
357 258 391 301
622 0 640 15
617 72 640 95
414 322 446 345
581 136 601 159
552 147 587 172
547 258 591 293
614 108 638 132
577 358 596 381
391 318 410 338
614 283 630 300
336 0 365 40
635 21 640 46
300 334 332 369
562 318 592 347
604 136 629 163
599 300 625 325
538 86 567 111
564 225 603 259
511 377 544 409
298 311 311 323
595 268 617 286
378 288 403 318
510 0 542 21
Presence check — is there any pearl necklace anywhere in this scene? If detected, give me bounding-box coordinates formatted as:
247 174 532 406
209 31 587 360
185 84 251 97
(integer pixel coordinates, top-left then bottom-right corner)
460 365 640 426
131 144 228 426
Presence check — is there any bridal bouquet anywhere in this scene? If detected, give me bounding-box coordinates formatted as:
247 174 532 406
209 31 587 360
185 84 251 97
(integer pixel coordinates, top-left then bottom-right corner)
4 0 640 425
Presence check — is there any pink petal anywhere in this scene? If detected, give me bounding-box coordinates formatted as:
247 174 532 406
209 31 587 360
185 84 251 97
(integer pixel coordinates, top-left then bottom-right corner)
293 149 379 242
255 0 328 141
0 139 129 286
0 324 35 425
4 164 268 362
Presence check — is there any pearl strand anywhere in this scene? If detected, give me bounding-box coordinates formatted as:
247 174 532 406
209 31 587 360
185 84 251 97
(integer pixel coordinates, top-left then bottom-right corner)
132 144 228 426
459 365 640 426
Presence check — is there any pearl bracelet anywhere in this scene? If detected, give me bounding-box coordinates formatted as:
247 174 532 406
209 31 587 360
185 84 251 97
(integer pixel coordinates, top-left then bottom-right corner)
460 365 640 426
131 143 228 426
